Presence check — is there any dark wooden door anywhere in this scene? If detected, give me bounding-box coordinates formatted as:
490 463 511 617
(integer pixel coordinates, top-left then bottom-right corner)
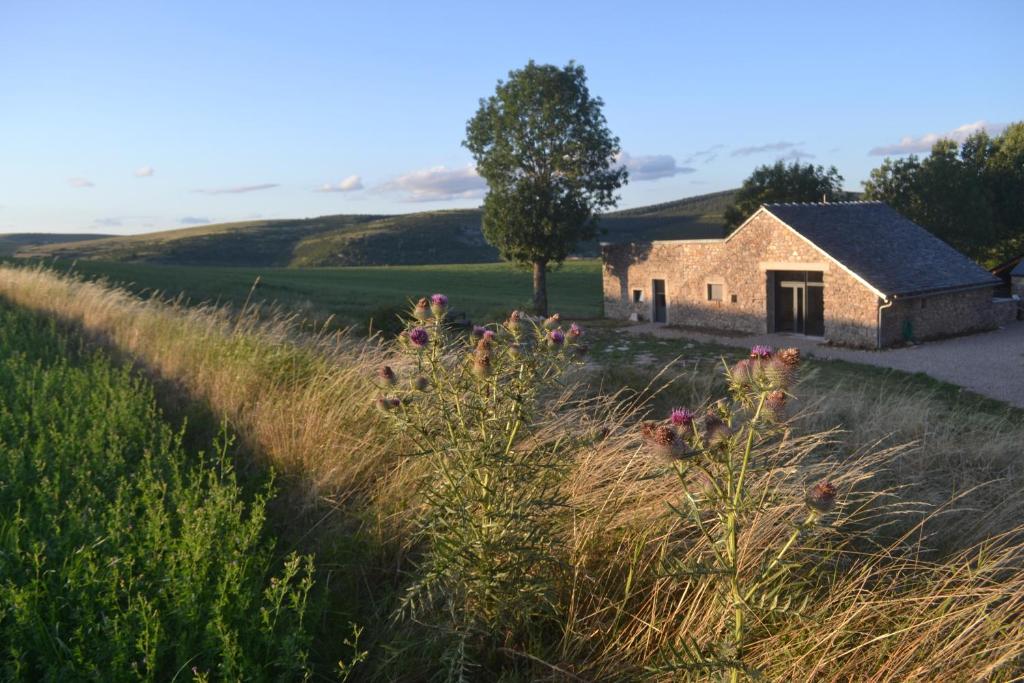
653 279 667 323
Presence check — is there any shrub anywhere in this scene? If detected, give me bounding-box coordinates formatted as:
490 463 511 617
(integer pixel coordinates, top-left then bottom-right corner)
0 305 320 680
375 299 587 675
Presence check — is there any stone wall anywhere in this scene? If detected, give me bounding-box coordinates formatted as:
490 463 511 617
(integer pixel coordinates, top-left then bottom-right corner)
878 287 999 345
602 211 881 347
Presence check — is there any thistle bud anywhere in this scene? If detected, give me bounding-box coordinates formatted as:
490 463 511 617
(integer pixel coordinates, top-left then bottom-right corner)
412 297 431 321
704 413 731 446
377 365 397 387
641 421 689 460
430 293 448 318
505 310 523 335
777 347 801 368
567 322 583 341
413 375 429 392
766 389 787 420
471 353 492 379
730 358 753 386
805 480 837 514
543 313 561 330
374 396 401 412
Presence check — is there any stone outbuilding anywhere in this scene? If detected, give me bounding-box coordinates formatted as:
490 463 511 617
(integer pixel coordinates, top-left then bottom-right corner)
602 202 1010 348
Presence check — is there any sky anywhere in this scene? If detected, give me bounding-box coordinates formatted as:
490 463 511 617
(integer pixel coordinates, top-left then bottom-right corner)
1 0 1021 235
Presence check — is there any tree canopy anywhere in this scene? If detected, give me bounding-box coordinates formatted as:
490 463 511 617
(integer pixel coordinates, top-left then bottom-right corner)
724 161 845 229
863 122 1024 263
464 60 627 314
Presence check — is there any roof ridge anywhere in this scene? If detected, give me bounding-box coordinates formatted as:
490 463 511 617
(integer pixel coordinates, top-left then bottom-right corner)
763 200 884 207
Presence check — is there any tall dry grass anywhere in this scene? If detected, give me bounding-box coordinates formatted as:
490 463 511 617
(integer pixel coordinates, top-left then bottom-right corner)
2 262 1023 681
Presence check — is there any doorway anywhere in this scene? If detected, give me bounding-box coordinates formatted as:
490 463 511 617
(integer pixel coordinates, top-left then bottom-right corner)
772 271 824 336
652 279 667 323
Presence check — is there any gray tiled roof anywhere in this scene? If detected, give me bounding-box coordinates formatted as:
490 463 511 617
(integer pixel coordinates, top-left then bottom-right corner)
1012 259 1024 277
763 202 1000 297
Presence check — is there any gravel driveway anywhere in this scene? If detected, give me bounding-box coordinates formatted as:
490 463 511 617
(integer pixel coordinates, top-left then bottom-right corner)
622 321 1024 408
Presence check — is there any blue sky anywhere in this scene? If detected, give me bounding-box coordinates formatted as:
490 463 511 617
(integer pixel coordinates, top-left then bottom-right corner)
1 0 1021 235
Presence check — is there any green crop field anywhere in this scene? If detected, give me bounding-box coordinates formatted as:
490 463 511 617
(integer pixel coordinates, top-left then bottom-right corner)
45 258 605 329
0 302 343 679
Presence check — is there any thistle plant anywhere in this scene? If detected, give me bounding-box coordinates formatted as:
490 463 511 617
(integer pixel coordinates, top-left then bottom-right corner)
374 296 586 676
643 345 838 681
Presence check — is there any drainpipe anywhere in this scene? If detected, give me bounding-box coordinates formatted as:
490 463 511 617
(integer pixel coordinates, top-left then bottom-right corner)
877 297 894 349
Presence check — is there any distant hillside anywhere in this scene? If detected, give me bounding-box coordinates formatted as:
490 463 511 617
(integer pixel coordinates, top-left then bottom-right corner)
0 233 110 256
18 189 737 267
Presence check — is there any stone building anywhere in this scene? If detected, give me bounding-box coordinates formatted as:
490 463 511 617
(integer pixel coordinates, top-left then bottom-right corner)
1012 260 1024 300
602 202 1008 348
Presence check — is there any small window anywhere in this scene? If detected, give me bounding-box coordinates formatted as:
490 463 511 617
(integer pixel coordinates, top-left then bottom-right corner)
632 289 644 303
731 293 738 303
707 283 724 302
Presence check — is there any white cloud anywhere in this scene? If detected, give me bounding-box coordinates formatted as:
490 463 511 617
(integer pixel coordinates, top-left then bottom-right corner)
134 166 155 177
776 149 816 161
179 216 210 225
616 152 696 181
682 144 725 164
69 177 94 188
378 165 486 202
315 175 364 193
869 120 1008 156
194 183 279 195
731 142 800 157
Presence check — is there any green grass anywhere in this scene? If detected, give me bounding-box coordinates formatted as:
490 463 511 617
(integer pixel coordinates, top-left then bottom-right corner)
16 190 736 267
43 258 605 328
0 303 327 680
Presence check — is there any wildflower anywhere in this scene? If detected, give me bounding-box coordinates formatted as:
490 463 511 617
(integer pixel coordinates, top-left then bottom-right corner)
567 322 583 341
548 328 566 347
543 313 561 330
430 293 448 318
641 421 688 460
471 325 487 339
506 310 523 335
777 347 801 368
704 413 731 446
374 396 401 412
413 375 429 391
760 357 793 390
409 327 429 348
805 480 837 514
471 353 492 379
412 297 431 321
377 365 397 387
766 389 787 420
750 344 773 359
670 407 695 428
730 358 753 386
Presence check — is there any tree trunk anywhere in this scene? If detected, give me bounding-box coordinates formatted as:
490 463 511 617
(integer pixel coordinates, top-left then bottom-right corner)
532 260 548 317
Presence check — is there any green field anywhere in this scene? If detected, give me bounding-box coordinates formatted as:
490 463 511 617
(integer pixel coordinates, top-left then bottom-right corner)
46 258 605 328
0 303 342 679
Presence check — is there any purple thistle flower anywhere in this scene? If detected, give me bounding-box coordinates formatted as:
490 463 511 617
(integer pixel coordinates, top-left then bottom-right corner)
430 293 448 318
548 329 565 346
806 480 837 514
568 322 583 339
409 327 429 348
670 407 695 427
482 329 495 340
471 325 487 339
750 344 773 359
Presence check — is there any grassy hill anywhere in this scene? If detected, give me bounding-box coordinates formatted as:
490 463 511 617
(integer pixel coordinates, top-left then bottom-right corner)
17 190 736 267
0 232 110 256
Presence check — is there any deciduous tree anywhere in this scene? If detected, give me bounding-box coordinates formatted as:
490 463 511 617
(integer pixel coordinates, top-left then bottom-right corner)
465 61 627 315
724 161 845 229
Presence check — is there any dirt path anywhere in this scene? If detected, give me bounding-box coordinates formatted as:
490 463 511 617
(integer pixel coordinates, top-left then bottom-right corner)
621 321 1024 408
